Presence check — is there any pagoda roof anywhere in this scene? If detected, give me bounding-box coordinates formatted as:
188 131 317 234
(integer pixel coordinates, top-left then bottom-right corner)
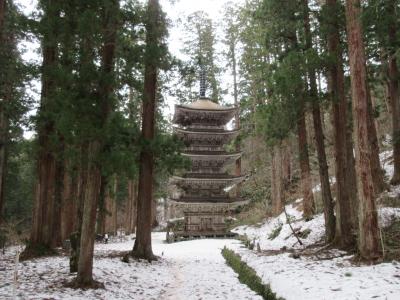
177 98 236 112
173 99 237 126
175 127 240 135
181 151 242 159
170 196 244 204
168 199 250 211
171 174 246 190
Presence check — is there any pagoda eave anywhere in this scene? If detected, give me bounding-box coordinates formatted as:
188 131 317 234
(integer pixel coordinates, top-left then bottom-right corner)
170 197 243 204
171 175 246 186
168 199 249 211
173 106 237 127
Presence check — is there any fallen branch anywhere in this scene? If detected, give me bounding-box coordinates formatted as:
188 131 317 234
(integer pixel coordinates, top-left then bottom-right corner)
283 205 303 246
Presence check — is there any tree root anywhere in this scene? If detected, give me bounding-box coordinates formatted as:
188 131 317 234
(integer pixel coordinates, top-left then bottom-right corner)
123 250 159 263
65 278 105 290
20 243 57 261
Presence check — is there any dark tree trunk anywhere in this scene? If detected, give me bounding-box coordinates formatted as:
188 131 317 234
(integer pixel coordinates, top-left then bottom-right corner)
325 0 357 249
131 0 161 261
75 0 118 284
104 176 118 234
282 140 291 184
0 0 9 225
303 0 335 241
61 163 77 242
345 0 381 260
232 42 241 189
271 143 284 216
96 176 107 235
76 141 102 285
297 109 315 220
70 146 87 273
312 105 336 241
367 89 385 194
387 0 400 184
125 179 137 234
23 1 63 258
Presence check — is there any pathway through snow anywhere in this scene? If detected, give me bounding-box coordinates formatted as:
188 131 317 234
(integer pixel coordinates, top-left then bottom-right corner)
0 233 261 300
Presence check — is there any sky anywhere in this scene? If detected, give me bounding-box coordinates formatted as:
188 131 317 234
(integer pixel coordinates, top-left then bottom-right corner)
16 0 244 136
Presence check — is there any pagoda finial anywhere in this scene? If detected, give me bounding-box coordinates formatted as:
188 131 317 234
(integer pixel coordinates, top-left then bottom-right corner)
199 66 206 99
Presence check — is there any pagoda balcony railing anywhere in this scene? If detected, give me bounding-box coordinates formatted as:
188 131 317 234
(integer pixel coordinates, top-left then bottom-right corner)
170 196 242 203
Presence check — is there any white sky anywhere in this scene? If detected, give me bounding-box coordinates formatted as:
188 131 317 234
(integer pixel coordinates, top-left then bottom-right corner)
17 0 244 136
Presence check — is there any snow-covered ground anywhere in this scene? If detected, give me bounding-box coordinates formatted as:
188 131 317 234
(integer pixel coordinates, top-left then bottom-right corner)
0 233 261 300
229 149 400 300
231 202 400 300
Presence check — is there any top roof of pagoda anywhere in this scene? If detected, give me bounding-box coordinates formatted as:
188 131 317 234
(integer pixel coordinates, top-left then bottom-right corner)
178 98 235 111
173 98 237 126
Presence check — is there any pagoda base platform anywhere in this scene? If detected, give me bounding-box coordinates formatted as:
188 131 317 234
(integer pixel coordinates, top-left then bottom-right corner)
166 230 238 243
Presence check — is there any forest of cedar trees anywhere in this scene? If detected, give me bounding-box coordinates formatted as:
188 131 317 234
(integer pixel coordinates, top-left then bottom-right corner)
0 0 399 294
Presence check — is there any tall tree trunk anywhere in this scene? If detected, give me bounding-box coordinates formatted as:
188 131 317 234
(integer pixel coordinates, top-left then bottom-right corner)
232 41 241 196
297 109 315 220
76 141 102 285
23 1 62 258
125 179 137 234
70 146 87 273
303 0 335 242
151 198 158 228
0 0 9 225
325 0 357 249
61 164 77 242
271 143 284 216
96 176 107 235
367 89 385 194
76 0 118 284
387 0 400 184
131 0 161 261
345 0 381 260
113 177 118 233
282 140 291 185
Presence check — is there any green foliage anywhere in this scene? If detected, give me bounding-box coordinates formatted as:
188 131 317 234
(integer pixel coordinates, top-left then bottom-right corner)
221 247 284 300
268 222 283 240
175 11 223 103
4 139 35 226
298 228 311 239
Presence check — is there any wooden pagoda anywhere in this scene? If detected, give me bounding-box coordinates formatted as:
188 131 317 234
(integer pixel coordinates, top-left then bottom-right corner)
167 76 246 241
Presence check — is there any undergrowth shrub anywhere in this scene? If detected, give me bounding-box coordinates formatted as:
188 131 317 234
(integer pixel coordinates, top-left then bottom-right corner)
268 222 283 240
221 247 284 300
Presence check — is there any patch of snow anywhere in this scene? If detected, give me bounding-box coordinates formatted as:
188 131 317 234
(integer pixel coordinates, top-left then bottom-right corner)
228 243 400 300
228 148 400 300
0 233 261 300
378 207 400 227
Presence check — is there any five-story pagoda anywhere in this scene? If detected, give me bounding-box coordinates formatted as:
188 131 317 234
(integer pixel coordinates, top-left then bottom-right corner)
167 72 246 240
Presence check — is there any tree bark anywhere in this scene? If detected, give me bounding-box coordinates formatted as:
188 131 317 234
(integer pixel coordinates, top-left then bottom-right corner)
0 0 10 226
282 140 291 185
345 0 381 260
113 178 118 233
96 176 107 235
387 0 400 185
76 0 118 284
271 143 284 216
303 0 335 242
367 89 385 194
69 146 87 273
325 0 358 249
24 0 63 257
61 164 77 242
297 109 315 220
0 0 9 225
76 141 102 285
125 179 137 234
131 0 161 261
232 40 241 192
